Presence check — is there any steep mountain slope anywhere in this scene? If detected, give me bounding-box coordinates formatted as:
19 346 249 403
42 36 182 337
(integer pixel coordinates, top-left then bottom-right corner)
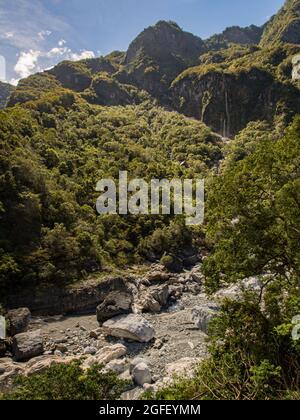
116 21 207 101
171 44 300 136
0 81 14 109
206 24 264 48
260 0 300 46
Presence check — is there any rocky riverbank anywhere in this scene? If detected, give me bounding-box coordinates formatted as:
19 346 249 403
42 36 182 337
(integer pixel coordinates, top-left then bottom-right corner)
0 264 262 399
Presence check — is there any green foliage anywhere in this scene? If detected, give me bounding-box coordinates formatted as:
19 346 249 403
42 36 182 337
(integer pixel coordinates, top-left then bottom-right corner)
0 361 129 400
0 92 222 296
203 116 300 289
260 0 300 47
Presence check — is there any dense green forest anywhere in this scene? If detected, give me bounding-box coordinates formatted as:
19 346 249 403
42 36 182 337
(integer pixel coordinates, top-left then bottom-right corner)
0 0 300 401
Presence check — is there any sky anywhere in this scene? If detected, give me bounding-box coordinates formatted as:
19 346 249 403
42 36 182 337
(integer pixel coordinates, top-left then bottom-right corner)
0 0 285 85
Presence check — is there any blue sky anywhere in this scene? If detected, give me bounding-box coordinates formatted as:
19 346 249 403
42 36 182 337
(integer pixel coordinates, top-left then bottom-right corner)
0 0 285 84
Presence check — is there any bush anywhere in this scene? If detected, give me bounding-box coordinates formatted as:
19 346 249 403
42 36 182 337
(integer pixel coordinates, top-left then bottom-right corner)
0 361 129 400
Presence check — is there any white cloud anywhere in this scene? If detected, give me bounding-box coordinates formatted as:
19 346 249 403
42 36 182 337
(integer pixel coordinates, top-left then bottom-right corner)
13 41 95 80
14 49 40 79
58 39 66 47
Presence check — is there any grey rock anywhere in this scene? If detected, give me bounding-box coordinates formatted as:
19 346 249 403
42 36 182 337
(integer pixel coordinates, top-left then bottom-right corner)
191 304 220 333
96 291 133 324
7 308 31 336
132 362 152 386
12 330 44 362
102 314 155 343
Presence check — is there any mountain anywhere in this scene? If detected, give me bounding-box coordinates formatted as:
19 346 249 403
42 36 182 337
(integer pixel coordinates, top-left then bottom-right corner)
0 81 14 109
260 0 300 46
7 0 300 137
206 24 264 48
116 20 207 101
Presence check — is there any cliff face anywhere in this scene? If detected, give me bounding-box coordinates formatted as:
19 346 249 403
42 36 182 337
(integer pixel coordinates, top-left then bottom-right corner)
171 66 300 137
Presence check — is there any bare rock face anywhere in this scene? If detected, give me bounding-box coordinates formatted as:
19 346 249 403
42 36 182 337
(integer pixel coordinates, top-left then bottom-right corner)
96 290 133 325
12 330 44 362
102 314 155 343
7 308 31 336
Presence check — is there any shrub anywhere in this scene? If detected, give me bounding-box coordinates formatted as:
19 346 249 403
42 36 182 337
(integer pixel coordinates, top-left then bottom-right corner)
0 361 129 400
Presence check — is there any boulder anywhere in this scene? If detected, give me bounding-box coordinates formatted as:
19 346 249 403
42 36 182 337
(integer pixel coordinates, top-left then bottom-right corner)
105 359 128 374
83 346 97 355
96 291 133 324
129 357 150 374
82 344 127 369
165 357 200 378
214 276 262 301
144 270 171 284
7 308 31 336
132 362 152 386
191 304 220 333
134 285 170 313
0 359 25 390
102 314 155 343
12 330 44 362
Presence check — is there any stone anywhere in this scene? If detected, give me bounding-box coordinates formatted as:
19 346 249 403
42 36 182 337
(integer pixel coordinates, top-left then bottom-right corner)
96 291 133 324
133 280 171 314
7 308 31 336
120 387 143 401
89 330 99 339
83 346 97 355
214 276 262 301
105 359 128 374
132 362 152 386
102 314 155 343
129 357 149 374
55 344 68 353
165 357 200 378
81 344 127 369
12 330 44 362
191 304 220 333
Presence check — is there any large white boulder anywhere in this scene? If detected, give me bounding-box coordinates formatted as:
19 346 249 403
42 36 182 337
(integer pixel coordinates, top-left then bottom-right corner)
102 314 155 343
